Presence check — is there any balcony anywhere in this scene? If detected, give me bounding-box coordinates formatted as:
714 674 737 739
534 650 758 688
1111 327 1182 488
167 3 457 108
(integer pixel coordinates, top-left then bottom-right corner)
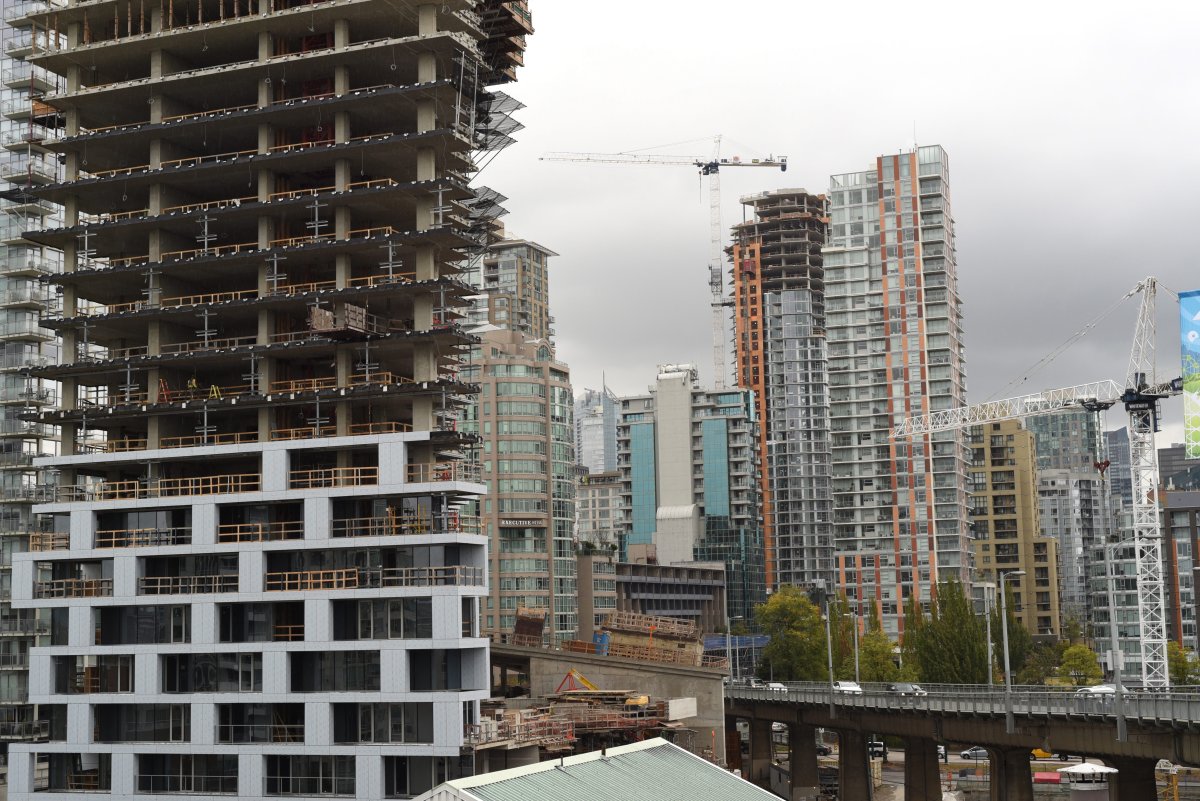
264 565 483 591
0 652 28 669
217 521 304 543
35 578 111 598
288 467 378 490
95 527 191 548
216 723 304 745
331 512 482 538
29 531 69 551
138 575 238 595
0 618 47 636
0 719 46 739
58 474 261 501
264 568 359 592
136 775 237 795
406 462 481 483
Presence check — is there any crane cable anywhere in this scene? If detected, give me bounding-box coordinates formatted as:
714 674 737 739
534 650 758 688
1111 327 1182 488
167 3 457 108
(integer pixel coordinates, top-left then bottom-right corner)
983 290 1132 403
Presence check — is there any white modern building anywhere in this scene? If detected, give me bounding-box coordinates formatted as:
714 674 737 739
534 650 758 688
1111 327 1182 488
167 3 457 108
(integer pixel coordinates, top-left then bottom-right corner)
10 436 489 799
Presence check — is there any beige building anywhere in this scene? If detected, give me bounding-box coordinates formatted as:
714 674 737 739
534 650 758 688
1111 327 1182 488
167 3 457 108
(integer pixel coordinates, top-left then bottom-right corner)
968 420 1061 638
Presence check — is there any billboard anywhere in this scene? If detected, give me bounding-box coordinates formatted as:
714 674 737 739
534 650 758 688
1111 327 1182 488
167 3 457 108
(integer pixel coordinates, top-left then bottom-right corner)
1181 290 1200 458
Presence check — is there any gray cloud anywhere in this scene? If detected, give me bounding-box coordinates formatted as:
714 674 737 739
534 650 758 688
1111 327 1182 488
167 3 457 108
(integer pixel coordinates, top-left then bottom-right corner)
483 1 1200 438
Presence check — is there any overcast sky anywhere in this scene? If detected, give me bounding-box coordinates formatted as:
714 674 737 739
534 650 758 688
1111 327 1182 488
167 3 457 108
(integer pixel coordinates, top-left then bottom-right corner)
481 1 1200 439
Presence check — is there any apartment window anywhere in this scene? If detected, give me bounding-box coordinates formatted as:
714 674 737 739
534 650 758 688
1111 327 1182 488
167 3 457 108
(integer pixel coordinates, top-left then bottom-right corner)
264 756 354 797
408 649 464 691
290 652 380 692
331 599 432 640
332 703 433 744
162 654 262 693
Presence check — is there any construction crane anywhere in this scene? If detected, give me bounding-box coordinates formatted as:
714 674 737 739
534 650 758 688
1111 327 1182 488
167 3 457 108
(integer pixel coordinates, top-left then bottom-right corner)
541 137 787 389
894 277 1181 688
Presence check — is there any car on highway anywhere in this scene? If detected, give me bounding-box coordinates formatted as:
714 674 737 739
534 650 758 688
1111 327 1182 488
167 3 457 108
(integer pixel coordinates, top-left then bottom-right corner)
832 680 864 694
766 682 789 693
961 746 989 760
887 682 927 697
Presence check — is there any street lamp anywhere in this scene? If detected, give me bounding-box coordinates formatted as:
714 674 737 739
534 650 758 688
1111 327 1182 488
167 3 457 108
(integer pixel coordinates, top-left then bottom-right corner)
823 599 835 717
842 611 860 684
1103 538 1127 742
982 582 995 687
1000 570 1026 734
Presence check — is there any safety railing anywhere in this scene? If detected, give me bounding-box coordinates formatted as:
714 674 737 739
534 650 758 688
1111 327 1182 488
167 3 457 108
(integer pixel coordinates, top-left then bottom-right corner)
406 462 481 483
138 574 238 595
216 521 304 543
725 683 1200 726
348 421 412 435
0 619 47 635
463 714 574 747
0 719 47 738
57 473 260 501
375 565 484 587
34 578 112 599
288 466 378 489
95 527 191 548
264 568 359 592
135 774 237 794
161 432 258 449
273 623 304 641
331 513 482 539
216 723 304 744
28 531 69 551
270 426 337 441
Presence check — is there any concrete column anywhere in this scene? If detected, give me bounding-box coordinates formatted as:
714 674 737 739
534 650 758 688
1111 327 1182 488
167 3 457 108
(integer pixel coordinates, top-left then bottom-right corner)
837 729 873 801
903 737 941 801
748 717 772 785
989 747 1033 801
788 723 819 801
1107 757 1156 801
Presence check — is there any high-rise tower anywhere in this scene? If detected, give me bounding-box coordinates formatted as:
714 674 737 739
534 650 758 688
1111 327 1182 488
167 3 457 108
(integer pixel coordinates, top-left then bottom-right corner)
729 188 831 591
825 146 971 635
0 0 64 759
462 234 576 642
5 1 534 797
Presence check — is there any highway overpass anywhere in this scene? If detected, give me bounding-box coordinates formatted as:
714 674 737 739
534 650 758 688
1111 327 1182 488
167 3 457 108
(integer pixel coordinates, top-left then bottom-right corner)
726 682 1200 800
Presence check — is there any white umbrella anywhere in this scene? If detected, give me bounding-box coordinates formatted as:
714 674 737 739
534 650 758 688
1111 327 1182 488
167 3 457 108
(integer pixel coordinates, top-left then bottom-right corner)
1058 763 1119 781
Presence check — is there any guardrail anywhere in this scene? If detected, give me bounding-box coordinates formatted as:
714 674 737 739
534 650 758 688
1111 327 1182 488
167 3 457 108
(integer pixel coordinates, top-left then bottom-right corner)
726 682 1200 726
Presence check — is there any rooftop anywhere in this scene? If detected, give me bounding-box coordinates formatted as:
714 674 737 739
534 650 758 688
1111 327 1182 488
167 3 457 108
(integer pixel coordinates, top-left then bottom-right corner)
416 738 775 801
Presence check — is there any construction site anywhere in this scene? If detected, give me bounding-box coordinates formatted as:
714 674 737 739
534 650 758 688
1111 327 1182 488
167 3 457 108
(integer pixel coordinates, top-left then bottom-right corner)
469 608 727 772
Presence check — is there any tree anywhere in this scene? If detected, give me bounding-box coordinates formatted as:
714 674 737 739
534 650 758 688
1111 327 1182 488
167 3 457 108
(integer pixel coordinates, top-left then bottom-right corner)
1056 644 1103 687
1017 641 1066 686
1061 615 1085 645
1168 641 1200 686
754 585 828 681
916 579 989 685
989 583 1032 678
900 593 925 679
858 630 900 682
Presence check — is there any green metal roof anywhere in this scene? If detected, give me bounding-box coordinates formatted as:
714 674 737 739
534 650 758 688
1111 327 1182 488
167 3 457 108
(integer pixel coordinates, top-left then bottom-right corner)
425 738 778 801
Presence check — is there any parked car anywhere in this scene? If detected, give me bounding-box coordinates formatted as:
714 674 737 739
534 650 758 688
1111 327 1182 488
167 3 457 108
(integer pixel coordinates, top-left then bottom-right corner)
867 740 886 758
771 722 786 732
815 743 833 756
888 682 927 697
961 746 989 760
937 745 947 760
766 682 789 693
832 680 864 694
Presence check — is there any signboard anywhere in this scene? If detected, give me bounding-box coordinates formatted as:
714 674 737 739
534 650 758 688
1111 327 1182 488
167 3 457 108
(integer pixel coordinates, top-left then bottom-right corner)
1181 290 1200 458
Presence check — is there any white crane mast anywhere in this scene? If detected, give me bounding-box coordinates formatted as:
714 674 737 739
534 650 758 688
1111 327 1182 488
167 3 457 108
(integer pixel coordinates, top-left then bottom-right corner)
893 277 1178 688
541 138 786 388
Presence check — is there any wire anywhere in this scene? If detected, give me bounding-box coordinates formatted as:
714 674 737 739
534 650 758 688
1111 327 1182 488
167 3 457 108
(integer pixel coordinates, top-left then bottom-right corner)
983 289 1132 403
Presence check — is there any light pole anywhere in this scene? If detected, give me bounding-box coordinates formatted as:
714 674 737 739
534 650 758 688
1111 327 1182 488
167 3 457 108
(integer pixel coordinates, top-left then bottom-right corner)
1104 538 1127 742
843 611 860 684
823 598 835 717
982 582 995 686
1000 570 1025 734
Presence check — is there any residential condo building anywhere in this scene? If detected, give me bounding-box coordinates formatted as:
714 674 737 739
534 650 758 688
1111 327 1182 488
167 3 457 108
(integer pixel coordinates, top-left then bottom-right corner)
615 364 765 620
0 0 64 757
824 146 971 635
967 420 1060 639
4 1 535 797
573 386 618 474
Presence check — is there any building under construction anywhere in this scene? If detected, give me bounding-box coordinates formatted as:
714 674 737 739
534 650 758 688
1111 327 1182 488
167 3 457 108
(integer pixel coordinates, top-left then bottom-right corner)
4 1 534 798
730 189 831 592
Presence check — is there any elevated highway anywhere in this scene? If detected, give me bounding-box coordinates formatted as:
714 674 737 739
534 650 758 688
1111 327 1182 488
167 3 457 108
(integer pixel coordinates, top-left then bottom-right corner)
726 682 1200 800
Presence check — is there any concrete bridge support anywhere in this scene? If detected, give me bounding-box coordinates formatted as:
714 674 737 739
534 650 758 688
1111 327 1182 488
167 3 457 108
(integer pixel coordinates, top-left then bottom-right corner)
1107 757 1157 801
989 747 1033 801
903 737 942 801
837 728 873 801
788 723 820 800
748 717 772 784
